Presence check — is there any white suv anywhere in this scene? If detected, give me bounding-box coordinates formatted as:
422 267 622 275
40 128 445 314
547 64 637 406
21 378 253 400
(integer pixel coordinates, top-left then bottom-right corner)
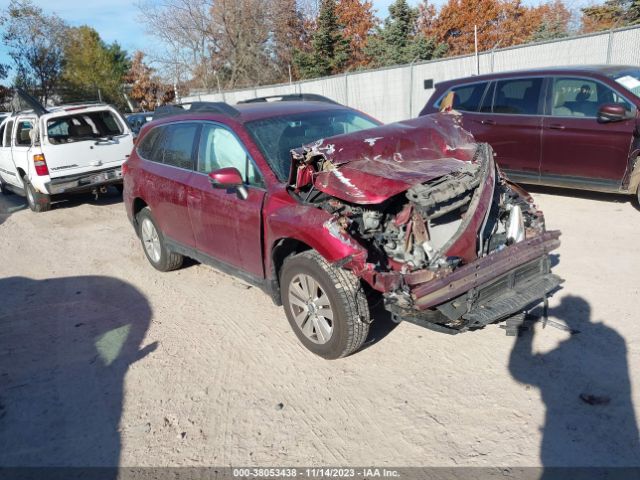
0 95 134 212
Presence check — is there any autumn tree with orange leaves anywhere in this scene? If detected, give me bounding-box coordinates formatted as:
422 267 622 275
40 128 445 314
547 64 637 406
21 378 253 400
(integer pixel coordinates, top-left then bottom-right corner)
125 51 174 111
335 0 378 68
581 0 639 33
421 0 554 56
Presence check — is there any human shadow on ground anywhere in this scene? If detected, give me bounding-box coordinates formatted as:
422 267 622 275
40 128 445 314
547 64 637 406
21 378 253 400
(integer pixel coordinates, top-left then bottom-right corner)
0 275 154 475
509 295 640 478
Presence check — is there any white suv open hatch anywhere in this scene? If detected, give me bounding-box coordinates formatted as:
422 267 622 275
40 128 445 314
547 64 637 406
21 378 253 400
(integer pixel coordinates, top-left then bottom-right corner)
0 89 133 212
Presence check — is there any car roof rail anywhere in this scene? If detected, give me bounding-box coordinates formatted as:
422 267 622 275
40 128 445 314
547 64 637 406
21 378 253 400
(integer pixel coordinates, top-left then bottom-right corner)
237 93 340 105
153 101 241 120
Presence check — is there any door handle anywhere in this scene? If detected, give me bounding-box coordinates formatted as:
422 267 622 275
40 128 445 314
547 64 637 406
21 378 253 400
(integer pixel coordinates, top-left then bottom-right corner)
548 124 566 130
480 119 496 125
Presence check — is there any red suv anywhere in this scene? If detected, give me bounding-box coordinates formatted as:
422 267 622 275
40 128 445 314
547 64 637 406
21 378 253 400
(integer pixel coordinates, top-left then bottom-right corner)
420 66 640 205
123 96 561 359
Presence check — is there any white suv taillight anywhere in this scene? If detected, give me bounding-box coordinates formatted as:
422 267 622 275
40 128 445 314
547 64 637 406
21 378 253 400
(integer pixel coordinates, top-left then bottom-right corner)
33 154 49 176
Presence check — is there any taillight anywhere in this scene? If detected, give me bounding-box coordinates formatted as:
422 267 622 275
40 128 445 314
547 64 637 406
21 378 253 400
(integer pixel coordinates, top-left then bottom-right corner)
122 159 129 175
33 154 49 176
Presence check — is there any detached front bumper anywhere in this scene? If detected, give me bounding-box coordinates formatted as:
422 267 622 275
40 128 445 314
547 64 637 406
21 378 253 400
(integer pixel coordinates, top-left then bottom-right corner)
386 230 562 333
47 166 123 194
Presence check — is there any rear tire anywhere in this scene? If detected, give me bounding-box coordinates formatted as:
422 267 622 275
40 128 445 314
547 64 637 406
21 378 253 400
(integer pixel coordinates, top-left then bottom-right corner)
136 207 183 272
280 250 370 359
24 177 51 212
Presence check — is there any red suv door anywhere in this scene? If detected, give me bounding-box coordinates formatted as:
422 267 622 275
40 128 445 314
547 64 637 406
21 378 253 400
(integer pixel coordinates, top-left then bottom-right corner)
187 122 266 278
470 77 544 179
138 123 198 248
541 76 637 187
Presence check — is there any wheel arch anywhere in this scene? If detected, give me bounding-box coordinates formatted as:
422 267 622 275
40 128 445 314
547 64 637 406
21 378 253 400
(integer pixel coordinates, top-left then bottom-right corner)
269 238 313 305
131 197 149 233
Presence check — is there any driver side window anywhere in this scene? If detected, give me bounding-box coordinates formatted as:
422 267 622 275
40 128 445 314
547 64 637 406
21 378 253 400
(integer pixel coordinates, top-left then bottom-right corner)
197 124 263 187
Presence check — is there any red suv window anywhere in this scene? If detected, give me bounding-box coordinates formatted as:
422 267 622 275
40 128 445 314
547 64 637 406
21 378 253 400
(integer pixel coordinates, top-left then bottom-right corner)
491 78 543 115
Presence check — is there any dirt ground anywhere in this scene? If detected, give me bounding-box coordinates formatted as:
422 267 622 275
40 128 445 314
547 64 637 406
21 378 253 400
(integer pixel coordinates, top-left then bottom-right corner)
0 187 639 468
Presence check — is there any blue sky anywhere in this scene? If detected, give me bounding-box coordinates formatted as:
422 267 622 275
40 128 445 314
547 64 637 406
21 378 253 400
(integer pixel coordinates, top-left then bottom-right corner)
0 0 594 79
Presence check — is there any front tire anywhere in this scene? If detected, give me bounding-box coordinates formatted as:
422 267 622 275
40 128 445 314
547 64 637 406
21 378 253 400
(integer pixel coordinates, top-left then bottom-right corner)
280 251 370 359
24 177 51 212
136 207 183 272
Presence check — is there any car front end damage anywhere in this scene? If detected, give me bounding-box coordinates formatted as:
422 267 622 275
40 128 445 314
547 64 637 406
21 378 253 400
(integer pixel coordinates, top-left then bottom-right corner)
288 113 563 334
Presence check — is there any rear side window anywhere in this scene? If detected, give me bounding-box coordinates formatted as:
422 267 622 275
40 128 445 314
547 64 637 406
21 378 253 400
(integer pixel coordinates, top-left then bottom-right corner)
492 78 543 115
15 120 34 146
137 127 164 161
162 123 198 170
443 82 488 112
46 110 125 144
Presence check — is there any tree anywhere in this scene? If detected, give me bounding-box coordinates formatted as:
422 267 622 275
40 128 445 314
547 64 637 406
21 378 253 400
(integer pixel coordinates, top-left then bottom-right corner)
125 51 174 111
60 26 130 108
1 0 66 104
424 0 550 56
335 0 378 68
529 0 571 41
210 0 276 88
137 0 216 89
365 0 445 67
271 0 306 79
294 0 349 78
580 0 639 32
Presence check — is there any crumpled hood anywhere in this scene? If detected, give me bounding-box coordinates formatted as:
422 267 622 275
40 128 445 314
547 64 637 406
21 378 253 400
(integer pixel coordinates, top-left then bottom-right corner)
292 113 478 204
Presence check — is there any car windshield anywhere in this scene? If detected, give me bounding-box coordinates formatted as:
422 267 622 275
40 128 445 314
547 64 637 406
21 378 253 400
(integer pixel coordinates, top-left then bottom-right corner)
245 109 380 181
611 70 640 98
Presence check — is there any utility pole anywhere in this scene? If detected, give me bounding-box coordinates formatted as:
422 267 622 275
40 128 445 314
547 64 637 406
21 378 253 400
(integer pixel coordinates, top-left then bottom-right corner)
474 25 480 75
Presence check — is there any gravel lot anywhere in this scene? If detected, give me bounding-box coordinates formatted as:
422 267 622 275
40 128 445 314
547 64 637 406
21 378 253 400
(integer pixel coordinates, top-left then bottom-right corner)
0 187 639 468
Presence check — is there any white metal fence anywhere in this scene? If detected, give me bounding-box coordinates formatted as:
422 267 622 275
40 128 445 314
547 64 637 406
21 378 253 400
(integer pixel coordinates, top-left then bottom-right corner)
183 25 640 124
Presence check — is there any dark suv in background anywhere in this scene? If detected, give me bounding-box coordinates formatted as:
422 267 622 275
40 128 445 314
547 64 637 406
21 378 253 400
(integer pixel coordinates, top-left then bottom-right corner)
420 65 640 204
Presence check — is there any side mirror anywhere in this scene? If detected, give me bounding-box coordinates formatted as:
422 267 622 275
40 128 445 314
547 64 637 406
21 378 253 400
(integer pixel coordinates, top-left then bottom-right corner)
598 103 628 123
208 167 248 200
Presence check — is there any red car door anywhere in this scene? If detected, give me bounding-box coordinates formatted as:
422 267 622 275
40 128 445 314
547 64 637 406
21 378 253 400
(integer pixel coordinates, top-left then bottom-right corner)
139 123 198 248
187 122 266 278
468 78 544 179
541 76 636 185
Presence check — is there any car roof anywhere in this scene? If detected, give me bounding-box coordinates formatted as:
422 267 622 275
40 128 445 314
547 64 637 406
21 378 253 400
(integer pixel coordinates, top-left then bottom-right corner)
435 64 637 88
9 103 119 120
154 100 354 125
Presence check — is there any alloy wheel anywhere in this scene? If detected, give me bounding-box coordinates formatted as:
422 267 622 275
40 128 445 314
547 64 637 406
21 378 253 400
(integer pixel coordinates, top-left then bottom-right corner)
141 217 161 263
288 273 334 344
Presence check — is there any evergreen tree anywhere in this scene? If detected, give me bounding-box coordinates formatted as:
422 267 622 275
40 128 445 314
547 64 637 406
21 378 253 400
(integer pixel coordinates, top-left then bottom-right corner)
294 0 349 78
365 0 445 67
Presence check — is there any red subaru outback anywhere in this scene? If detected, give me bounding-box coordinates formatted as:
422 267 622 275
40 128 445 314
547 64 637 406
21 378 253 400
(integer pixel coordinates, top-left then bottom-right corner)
123 96 562 359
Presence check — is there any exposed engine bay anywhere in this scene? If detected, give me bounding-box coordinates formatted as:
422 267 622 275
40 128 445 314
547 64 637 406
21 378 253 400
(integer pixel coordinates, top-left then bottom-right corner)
287 113 562 334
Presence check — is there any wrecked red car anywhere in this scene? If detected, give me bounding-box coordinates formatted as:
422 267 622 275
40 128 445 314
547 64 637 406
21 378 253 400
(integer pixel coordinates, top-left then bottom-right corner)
123 96 562 359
